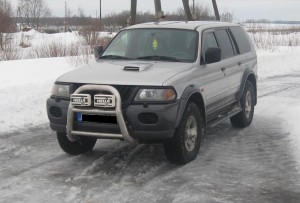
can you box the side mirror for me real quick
[205,47,221,64]
[94,46,104,59]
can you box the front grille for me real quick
[114,85,136,101]
[71,84,136,106]
[49,106,62,117]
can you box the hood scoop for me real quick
[123,66,140,71]
[122,63,153,72]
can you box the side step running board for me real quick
[207,107,242,128]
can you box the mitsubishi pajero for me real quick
[47,21,257,164]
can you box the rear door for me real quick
[226,26,254,103]
[213,28,239,105]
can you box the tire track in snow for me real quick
[73,143,163,180]
[258,72,300,99]
[69,141,178,196]
[258,84,300,99]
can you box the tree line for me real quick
[1,0,235,50]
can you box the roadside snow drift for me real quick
[0,58,73,135]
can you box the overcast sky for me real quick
[9,0,300,21]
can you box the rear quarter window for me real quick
[229,26,251,54]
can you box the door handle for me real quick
[238,61,242,66]
[221,67,226,72]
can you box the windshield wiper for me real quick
[137,55,182,62]
[100,55,132,60]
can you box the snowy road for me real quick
[1,74,300,203]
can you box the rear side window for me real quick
[214,29,235,59]
[229,26,251,54]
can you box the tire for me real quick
[163,102,204,165]
[56,132,97,155]
[230,81,255,128]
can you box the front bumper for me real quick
[124,102,179,140]
[47,88,180,141]
[47,98,69,132]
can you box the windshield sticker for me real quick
[152,39,158,50]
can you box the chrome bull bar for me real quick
[66,85,134,143]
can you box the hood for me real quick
[57,60,193,86]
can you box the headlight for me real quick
[134,88,176,102]
[51,84,70,98]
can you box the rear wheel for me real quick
[163,102,204,165]
[230,81,255,128]
[57,132,97,155]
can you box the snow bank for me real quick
[6,30,116,60]
[10,30,84,59]
[0,58,73,135]
[257,46,300,79]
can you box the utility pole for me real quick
[128,0,137,26]
[99,0,102,31]
[64,1,67,32]
[193,0,195,14]
[17,7,22,31]
[212,0,220,21]
[182,0,193,21]
[154,0,164,19]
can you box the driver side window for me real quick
[202,32,219,59]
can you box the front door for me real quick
[201,30,229,114]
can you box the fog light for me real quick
[138,113,158,124]
[49,106,62,118]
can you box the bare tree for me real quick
[0,0,15,51]
[221,11,234,22]
[192,3,212,20]
[167,3,213,21]
[77,7,89,26]
[79,20,100,47]
[31,0,51,29]
[18,0,32,27]
[18,0,51,29]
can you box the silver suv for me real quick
[47,21,257,164]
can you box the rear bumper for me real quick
[47,98,180,141]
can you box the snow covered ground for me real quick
[1,28,300,202]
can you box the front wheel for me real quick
[163,102,204,165]
[230,81,255,128]
[57,132,97,155]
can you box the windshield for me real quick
[101,28,198,62]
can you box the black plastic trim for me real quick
[132,130,174,140]
[47,98,69,131]
[174,85,206,127]
[50,123,66,132]
[236,68,257,105]
[125,101,180,138]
